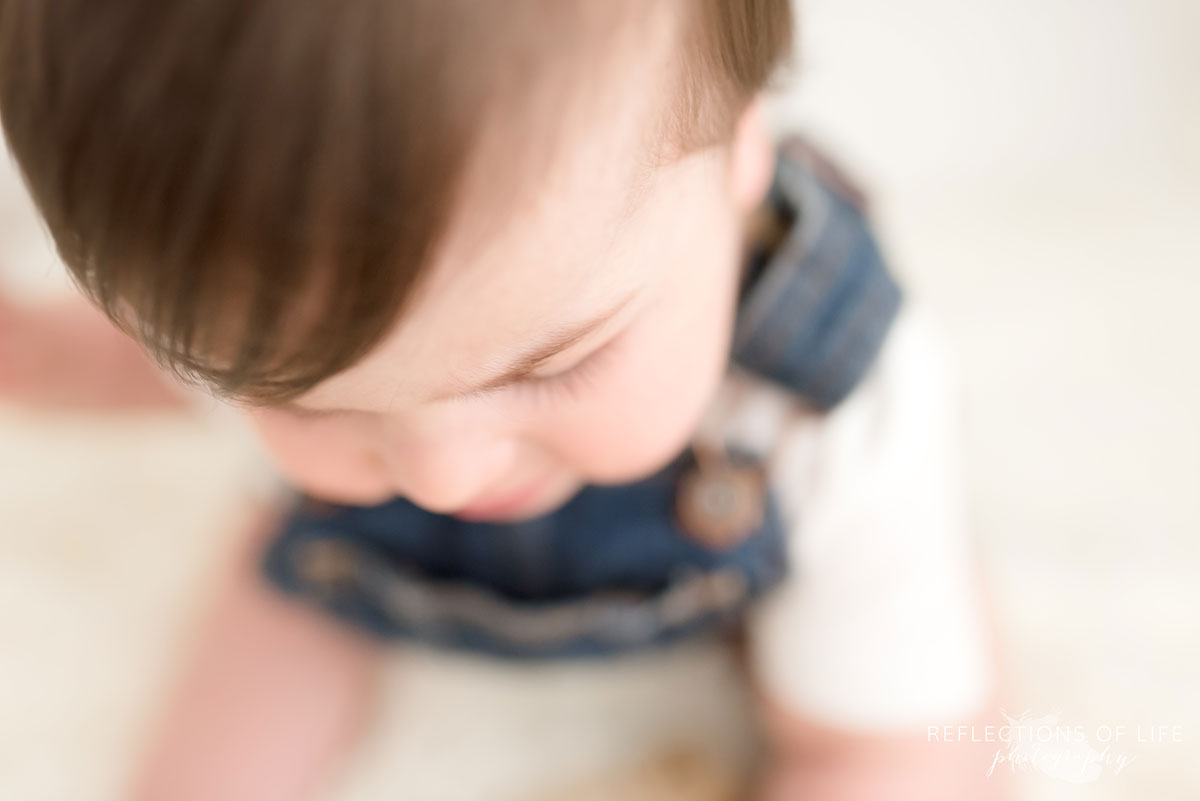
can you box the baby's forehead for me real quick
[413,116,658,304]
[445,80,667,259]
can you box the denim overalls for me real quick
[260,137,903,660]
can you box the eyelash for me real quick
[276,343,614,418]
[514,344,612,404]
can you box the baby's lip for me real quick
[451,476,550,521]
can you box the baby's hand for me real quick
[755,697,1014,801]
[0,290,190,412]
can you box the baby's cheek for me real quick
[245,413,394,503]
[564,258,737,481]
[553,337,726,484]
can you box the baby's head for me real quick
[0,0,791,519]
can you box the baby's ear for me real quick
[729,97,775,214]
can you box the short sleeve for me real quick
[745,304,996,732]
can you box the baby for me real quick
[0,1,1011,799]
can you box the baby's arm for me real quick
[0,290,192,412]
[745,306,1012,800]
[756,689,1009,801]
[127,503,384,801]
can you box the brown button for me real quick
[293,538,359,595]
[673,446,767,549]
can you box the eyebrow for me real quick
[279,291,635,416]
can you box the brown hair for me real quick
[0,0,792,403]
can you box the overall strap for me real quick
[732,137,903,410]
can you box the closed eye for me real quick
[273,404,360,421]
[448,338,615,405]
[512,340,614,404]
